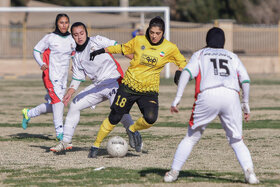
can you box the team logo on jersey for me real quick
[140,54,158,67]
[160,51,165,57]
[141,45,145,50]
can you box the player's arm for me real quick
[63,57,86,106]
[33,35,50,71]
[33,50,48,71]
[237,56,251,122]
[63,79,80,106]
[241,82,250,122]
[171,70,190,113]
[90,38,135,61]
[170,45,187,85]
[125,54,134,60]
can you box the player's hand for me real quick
[244,113,250,122]
[170,106,179,113]
[40,64,48,71]
[241,102,250,122]
[90,48,105,61]
[63,88,75,106]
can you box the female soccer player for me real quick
[21,13,75,141]
[49,22,138,153]
[88,16,187,158]
[163,27,259,184]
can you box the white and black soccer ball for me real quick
[107,136,128,157]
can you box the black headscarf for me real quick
[145,16,165,46]
[53,13,70,37]
[206,27,225,48]
[71,22,89,52]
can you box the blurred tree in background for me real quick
[11,0,280,24]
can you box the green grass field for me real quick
[0,75,280,186]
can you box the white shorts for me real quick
[44,81,66,104]
[190,86,243,141]
[71,78,119,110]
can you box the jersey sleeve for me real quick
[107,37,135,55]
[71,57,86,83]
[168,45,187,69]
[94,35,118,48]
[33,34,50,53]
[184,51,200,79]
[236,56,250,84]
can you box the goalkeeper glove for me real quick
[174,70,182,85]
[90,48,105,61]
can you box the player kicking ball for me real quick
[50,22,140,156]
[164,27,259,184]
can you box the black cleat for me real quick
[88,146,99,158]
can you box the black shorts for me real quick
[110,84,159,115]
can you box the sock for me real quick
[231,139,254,172]
[27,103,52,118]
[52,102,64,136]
[93,118,115,148]
[171,126,203,171]
[129,117,153,132]
[120,114,134,130]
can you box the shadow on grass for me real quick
[10,133,53,140]
[139,168,244,183]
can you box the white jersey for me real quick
[185,47,250,93]
[34,33,76,87]
[72,35,121,84]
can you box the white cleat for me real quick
[245,168,260,184]
[164,169,179,182]
[50,141,72,152]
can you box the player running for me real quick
[21,13,75,141]
[163,27,259,184]
[88,16,187,158]
[50,22,138,153]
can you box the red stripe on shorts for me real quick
[108,53,124,85]
[189,70,201,127]
[42,49,61,104]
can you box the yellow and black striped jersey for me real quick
[107,35,187,93]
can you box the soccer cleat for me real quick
[164,169,179,182]
[50,141,72,152]
[127,129,142,152]
[56,133,63,141]
[244,168,259,184]
[126,128,135,148]
[88,146,99,158]
[21,108,30,130]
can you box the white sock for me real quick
[27,103,52,118]
[171,126,203,171]
[230,139,254,172]
[120,114,134,129]
[52,102,64,136]
[63,98,92,143]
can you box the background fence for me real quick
[0,13,279,59]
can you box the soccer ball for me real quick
[107,136,128,157]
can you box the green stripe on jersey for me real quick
[72,77,85,82]
[33,49,41,54]
[184,68,193,79]
[242,80,250,84]
[114,41,118,46]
